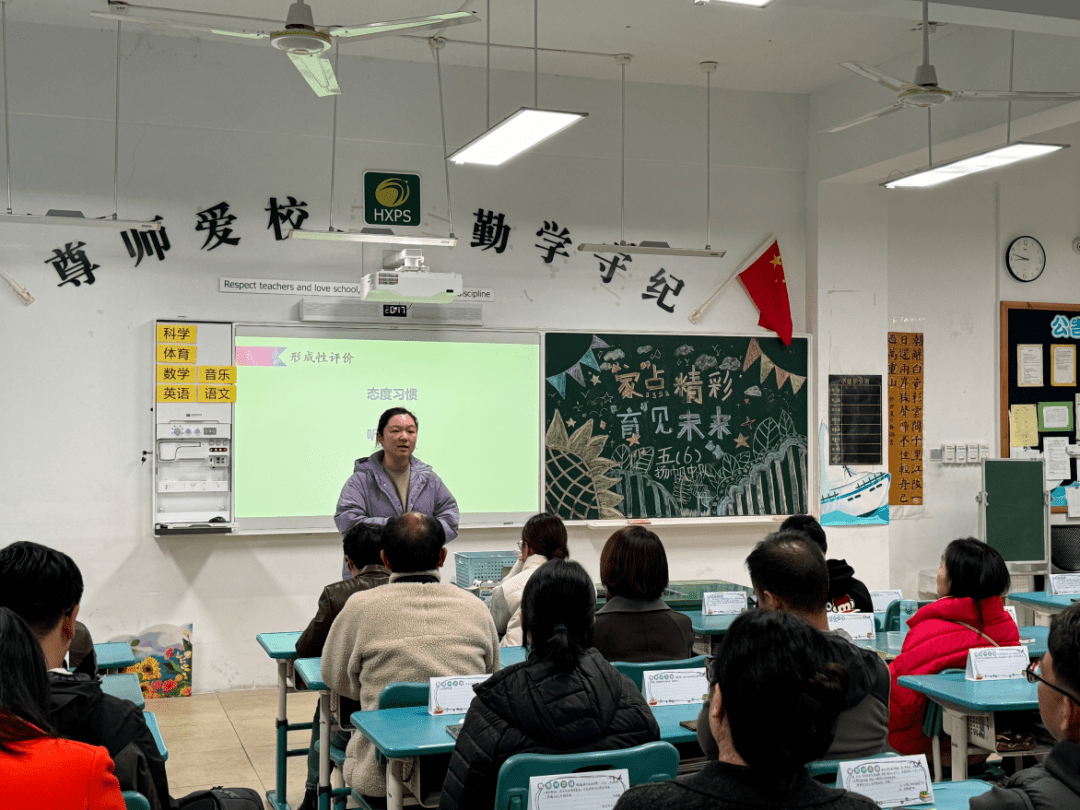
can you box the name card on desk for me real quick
[965,646,1029,681]
[1049,574,1080,595]
[642,668,710,707]
[837,755,933,808]
[529,769,629,809]
[827,612,876,641]
[428,675,489,716]
[870,590,904,613]
[701,591,747,615]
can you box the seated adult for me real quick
[440,558,660,810]
[0,541,173,810]
[889,537,1018,757]
[295,523,389,810]
[592,527,694,662]
[972,602,1080,809]
[781,514,873,614]
[0,606,125,810]
[613,610,878,810]
[489,513,569,647]
[745,532,889,760]
[322,512,499,804]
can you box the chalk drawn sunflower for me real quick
[545,410,623,520]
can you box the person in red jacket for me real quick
[0,606,125,810]
[888,538,1019,756]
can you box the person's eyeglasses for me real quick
[1025,658,1080,705]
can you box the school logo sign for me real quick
[364,171,421,226]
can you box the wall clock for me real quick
[1005,236,1045,283]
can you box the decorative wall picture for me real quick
[115,623,193,699]
[544,332,809,519]
[819,423,890,526]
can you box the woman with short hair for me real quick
[489,513,569,647]
[0,607,125,809]
[614,610,877,810]
[592,526,695,662]
[439,558,659,810]
[889,538,1019,756]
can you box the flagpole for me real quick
[688,234,777,325]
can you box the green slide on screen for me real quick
[233,334,541,522]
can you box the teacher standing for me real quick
[335,408,459,568]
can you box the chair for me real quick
[807,751,900,782]
[493,741,680,810]
[612,655,708,691]
[884,600,933,632]
[122,792,153,810]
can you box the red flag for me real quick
[737,236,793,345]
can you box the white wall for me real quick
[0,22,808,690]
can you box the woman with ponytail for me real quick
[614,610,878,810]
[439,558,659,810]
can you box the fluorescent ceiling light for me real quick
[883,143,1067,189]
[693,0,775,7]
[577,240,726,259]
[448,107,587,166]
[0,209,162,231]
[289,227,457,247]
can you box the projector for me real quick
[361,249,463,303]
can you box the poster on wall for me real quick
[888,332,925,514]
[819,422,891,527]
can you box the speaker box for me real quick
[1051,525,1080,573]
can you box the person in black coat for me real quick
[439,558,660,810]
[614,611,879,810]
[781,514,873,614]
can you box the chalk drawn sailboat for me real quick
[819,424,890,519]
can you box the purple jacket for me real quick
[334,452,459,542]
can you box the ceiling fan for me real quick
[826,0,1080,133]
[90,1,478,97]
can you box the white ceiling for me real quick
[11,0,1080,93]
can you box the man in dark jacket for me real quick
[971,602,1080,810]
[296,523,389,810]
[744,532,889,759]
[0,541,173,810]
[782,514,873,613]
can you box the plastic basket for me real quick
[454,550,519,588]
[595,585,688,607]
[664,581,754,611]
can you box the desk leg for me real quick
[386,759,405,810]
[949,709,968,782]
[267,659,291,810]
[317,692,331,810]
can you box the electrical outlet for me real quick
[930,448,943,461]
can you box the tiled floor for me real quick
[153,687,320,809]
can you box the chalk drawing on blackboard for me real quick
[547,348,602,399]
[818,423,891,526]
[545,410,624,519]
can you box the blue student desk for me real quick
[927,779,992,807]
[897,671,1039,781]
[1008,591,1077,615]
[678,610,740,636]
[351,702,702,810]
[101,672,145,709]
[143,711,168,760]
[93,641,137,673]
[256,632,309,810]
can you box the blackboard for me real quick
[999,301,1080,512]
[983,458,1047,564]
[544,332,810,519]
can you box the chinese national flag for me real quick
[737,236,793,346]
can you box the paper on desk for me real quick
[1049,573,1080,595]
[870,590,904,613]
[701,591,747,616]
[428,674,489,716]
[1010,404,1038,448]
[838,755,933,807]
[827,612,876,641]
[529,769,629,810]
[1004,605,1019,626]
[642,668,709,707]
[965,646,1029,681]
[1044,437,1071,481]
[1068,487,1080,519]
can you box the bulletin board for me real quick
[544,332,810,520]
[999,301,1080,513]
